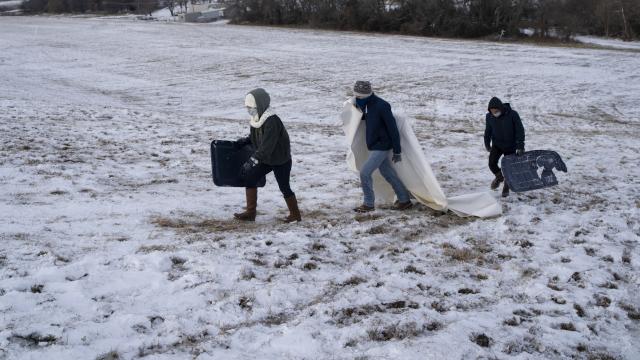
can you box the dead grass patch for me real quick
[151,215,257,233]
[367,225,387,235]
[443,244,481,263]
[404,265,425,275]
[136,244,176,254]
[471,332,492,347]
[96,351,120,360]
[341,276,367,287]
[367,322,426,342]
[8,332,57,347]
[354,213,383,222]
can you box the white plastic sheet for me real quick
[341,98,501,218]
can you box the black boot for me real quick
[491,172,504,190]
[502,182,510,198]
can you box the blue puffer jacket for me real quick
[484,97,525,151]
[358,94,401,154]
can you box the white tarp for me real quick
[341,98,502,218]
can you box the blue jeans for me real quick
[360,151,410,207]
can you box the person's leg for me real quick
[378,156,411,206]
[501,149,515,197]
[273,159,294,198]
[489,146,504,175]
[273,160,301,222]
[235,164,271,221]
[489,147,505,190]
[358,151,388,209]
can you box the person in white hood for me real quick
[234,88,301,223]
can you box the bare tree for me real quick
[178,0,189,13]
[165,0,176,15]
[619,0,631,39]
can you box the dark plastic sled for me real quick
[501,150,567,193]
[210,140,266,188]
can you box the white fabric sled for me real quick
[341,98,501,218]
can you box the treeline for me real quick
[226,0,640,40]
[22,0,161,15]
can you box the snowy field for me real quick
[576,36,640,51]
[1,16,639,359]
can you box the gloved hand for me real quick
[392,153,402,163]
[485,145,491,153]
[516,148,525,156]
[241,156,258,175]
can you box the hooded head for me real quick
[245,88,271,118]
[488,97,504,117]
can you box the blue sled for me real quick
[501,150,567,193]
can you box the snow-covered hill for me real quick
[576,35,640,51]
[0,16,639,360]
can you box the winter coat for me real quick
[247,115,291,166]
[358,94,401,154]
[239,88,291,166]
[484,97,525,151]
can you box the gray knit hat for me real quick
[353,81,373,98]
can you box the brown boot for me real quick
[283,195,302,223]
[393,200,413,210]
[353,204,375,213]
[234,188,257,221]
[502,182,510,197]
[491,172,504,190]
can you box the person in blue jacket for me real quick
[352,81,412,213]
[484,97,526,197]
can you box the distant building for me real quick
[197,8,224,22]
[182,2,224,23]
